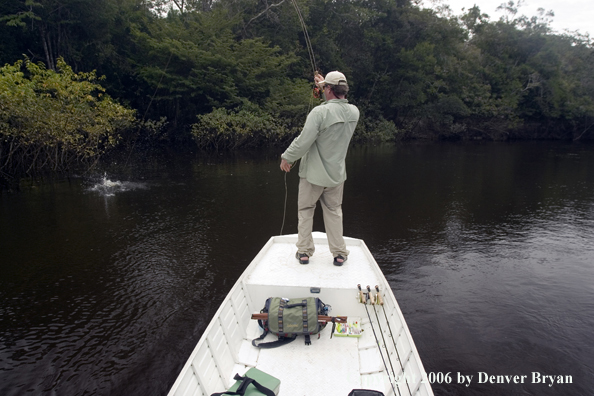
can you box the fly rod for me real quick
[368,285,397,385]
[358,284,399,396]
[376,285,412,396]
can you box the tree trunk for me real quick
[41,26,56,70]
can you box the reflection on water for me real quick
[1,142,593,396]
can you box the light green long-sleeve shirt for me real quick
[281,99,360,187]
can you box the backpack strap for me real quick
[252,333,297,348]
[277,299,286,334]
[301,299,308,334]
[251,327,270,347]
[302,299,311,345]
[210,373,276,396]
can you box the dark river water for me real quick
[1,142,593,396]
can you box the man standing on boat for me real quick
[280,71,359,266]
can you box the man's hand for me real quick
[280,158,292,172]
[314,72,324,89]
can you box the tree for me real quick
[128,8,303,129]
[0,58,135,181]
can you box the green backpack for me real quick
[252,297,329,348]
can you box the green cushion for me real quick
[226,368,281,395]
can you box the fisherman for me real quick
[280,71,360,266]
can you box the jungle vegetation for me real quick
[1,0,593,184]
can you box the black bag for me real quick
[252,297,329,348]
[348,390,385,396]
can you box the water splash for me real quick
[88,173,147,196]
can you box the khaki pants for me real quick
[297,178,349,258]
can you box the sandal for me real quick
[333,255,347,266]
[296,252,309,264]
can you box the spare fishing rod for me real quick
[375,285,412,396]
[368,285,397,385]
[358,285,399,396]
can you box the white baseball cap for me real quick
[320,71,347,86]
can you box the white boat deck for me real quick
[239,233,421,396]
[168,233,433,396]
[245,234,382,289]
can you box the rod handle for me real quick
[375,285,384,306]
[367,285,375,305]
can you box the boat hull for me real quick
[167,233,434,396]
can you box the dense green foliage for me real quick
[192,108,289,150]
[1,0,593,174]
[0,58,135,183]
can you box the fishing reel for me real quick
[313,86,322,99]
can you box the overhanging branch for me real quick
[244,0,288,30]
